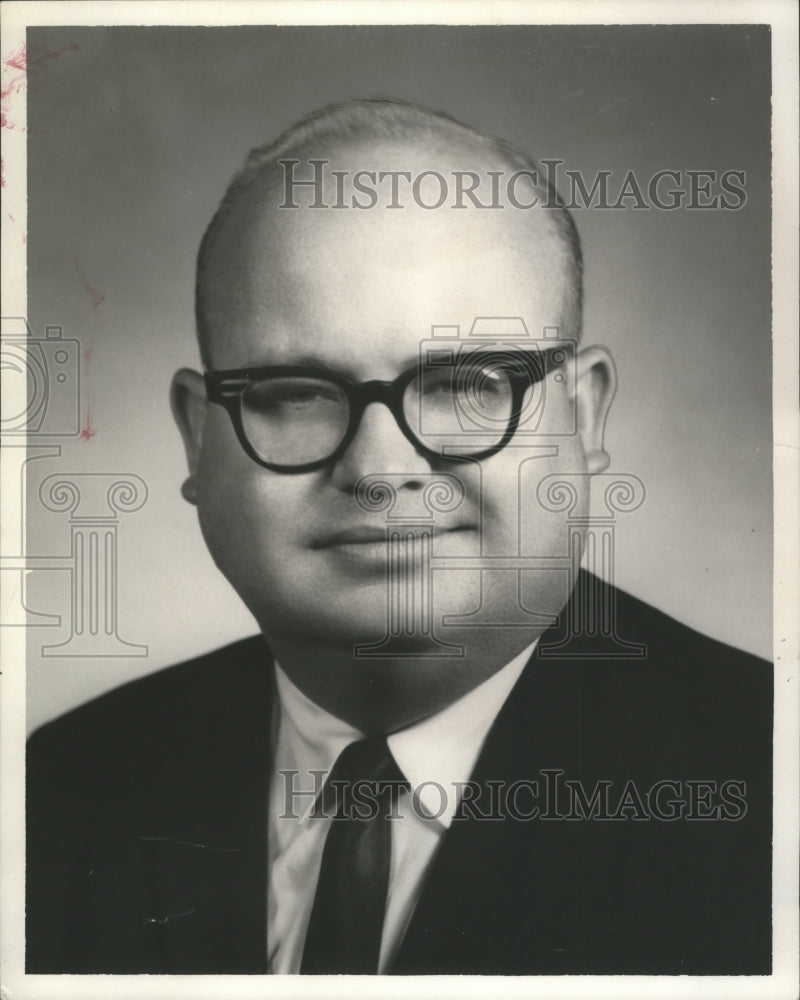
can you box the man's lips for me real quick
[310,525,474,549]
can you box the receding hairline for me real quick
[195,98,583,367]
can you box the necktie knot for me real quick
[319,737,408,819]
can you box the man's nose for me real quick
[328,401,433,492]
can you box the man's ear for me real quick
[573,346,617,474]
[170,368,208,505]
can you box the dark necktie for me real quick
[300,737,408,974]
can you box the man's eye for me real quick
[246,380,344,414]
[422,375,455,396]
[456,364,508,393]
[272,387,327,405]
[473,369,506,389]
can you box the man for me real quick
[26,99,772,975]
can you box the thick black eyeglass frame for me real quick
[204,345,570,473]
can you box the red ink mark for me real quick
[3,41,79,75]
[1,157,5,187]
[27,42,80,71]
[5,208,25,242]
[1,45,28,132]
[2,43,79,132]
[4,45,27,73]
[80,347,97,440]
[0,75,26,132]
[74,258,105,313]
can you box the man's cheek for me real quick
[519,479,587,554]
[194,465,277,570]
[477,445,579,547]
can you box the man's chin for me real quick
[268,608,415,654]
[257,579,489,659]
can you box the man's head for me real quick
[172,99,615,732]
[194,98,584,365]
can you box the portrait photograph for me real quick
[1,2,797,999]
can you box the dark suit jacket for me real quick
[26,575,772,974]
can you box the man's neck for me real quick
[262,625,544,734]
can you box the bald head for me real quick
[195,98,583,368]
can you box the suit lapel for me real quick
[392,651,589,974]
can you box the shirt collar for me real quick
[387,642,535,827]
[273,641,536,828]
[273,663,363,792]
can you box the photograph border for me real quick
[1,2,797,999]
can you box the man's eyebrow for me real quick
[236,354,421,379]
[235,354,352,374]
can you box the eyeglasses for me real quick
[204,345,571,473]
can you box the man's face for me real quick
[177,143,611,668]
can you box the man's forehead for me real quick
[200,138,573,368]
[215,135,563,258]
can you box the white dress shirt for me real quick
[267,641,537,973]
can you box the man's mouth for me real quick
[312,526,390,548]
[311,525,474,549]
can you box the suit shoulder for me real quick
[562,573,769,666]
[610,579,771,677]
[26,636,273,973]
[534,575,773,748]
[27,635,272,774]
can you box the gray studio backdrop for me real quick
[22,25,771,732]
